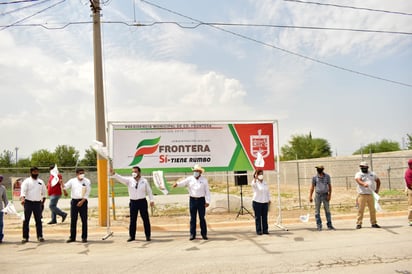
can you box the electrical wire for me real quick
[0,0,41,4]
[283,0,412,16]
[3,20,411,36]
[0,0,66,31]
[0,0,52,17]
[141,0,412,88]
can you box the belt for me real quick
[130,198,146,201]
[190,196,205,200]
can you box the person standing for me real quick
[64,168,91,243]
[404,159,412,226]
[110,166,154,242]
[251,170,271,235]
[20,167,47,243]
[0,175,9,243]
[309,165,335,231]
[354,161,381,229]
[47,164,68,224]
[173,164,211,240]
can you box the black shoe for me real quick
[62,214,67,223]
[38,237,45,242]
[66,238,75,243]
[146,238,151,241]
[356,224,362,229]
[82,239,87,243]
[317,226,322,231]
[263,231,269,235]
[127,238,135,242]
[328,226,336,230]
[47,221,57,225]
[257,232,263,235]
[189,235,195,240]
[202,236,208,240]
[21,238,28,244]
[371,224,381,228]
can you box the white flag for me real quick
[2,202,24,220]
[50,164,59,186]
[152,171,168,195]
[299,213,310,223]
[372,191,382,212]
[254,151,265,168]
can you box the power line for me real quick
[141,0,412,88]
[0,0,52,17]
[283,0,412,16]
[0,0,65,31]
[138,21,412,36]
[0,0,41,4]
[3,21,411,36]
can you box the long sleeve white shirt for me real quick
[251,179,270,203]
[112,174,154,202]
[177,175,211,204]
[20,177,47,201]
[64,177,91,199]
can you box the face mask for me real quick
[78,174,85,180]
[360,167,368,173]
[257,175,264,180]
[193,171,200,178]
[31,174,39,179]
[132,172,138,178]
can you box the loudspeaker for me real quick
[234,171,248,186]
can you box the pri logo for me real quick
[250,129,270,158]
[129,137,161,166]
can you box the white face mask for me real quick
[257,175,264,180]
[78,174,85,180]
[132,172,138,178]
[193,171,200,178]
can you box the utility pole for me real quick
[90,0,108,226]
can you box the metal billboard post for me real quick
[274,120,288,231]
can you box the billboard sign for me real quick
[110,121,275,172]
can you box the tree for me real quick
[31,149,56,168]
[54,145,79,167]
[17,158,32,168]
[281,133,332,160]
[79,147,97,168]
[352,139,401,155]
[0,149,14,167]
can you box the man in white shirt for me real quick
[20,167,47,243]
[173,164,211,240]
[64,168,91,243]
[111,166,154,242]
[355,161,381,229]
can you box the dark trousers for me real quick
[129,199,151,239]
[252,201,269,234]
[22,200,43,239]
[70,199,88,240]
[189,197,207,237]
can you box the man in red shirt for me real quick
[405,159,412,226]
[47,164,68,224]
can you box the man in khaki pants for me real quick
[354,161,381,229]
[404,159,412,226]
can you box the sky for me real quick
[0,0,411,160]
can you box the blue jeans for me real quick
[49,195,66,223]
[315,193,332,228]
[0,212,4,241]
